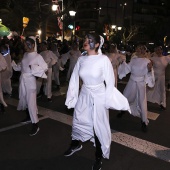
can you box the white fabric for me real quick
[12,52,48,123]
[0,54,8,107]
[107,52,126,87]
[147,55,170,107]
[118,57,155,125]
[39,50,57,98]
[65,54,130,159]
[1,54,12,94]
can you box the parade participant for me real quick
[64,33,130,170]
[38,42,57,102]
[0,44,13,96]
[147,46,170,110]
[107,44,126,87]
[61,42,81,81]
[12,37,48,136]
[0,53,7,113]
[118,45,155,132]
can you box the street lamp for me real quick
[69,10,76,36]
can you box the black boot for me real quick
[29,123,40,136]
[92,157,102,170]
[141,122,148,132]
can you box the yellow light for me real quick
[23,17,29,28]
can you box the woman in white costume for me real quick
[38,42,57,102]
[0,45,12,96]
[12,37,48,136]
[61,43,81,81]
[107,44,126,87]
[118,45,155,132]
[64,33,130,170]
[0,53,7,113]
[147,46,170,110]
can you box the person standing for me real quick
[12,37,48,136]
[0,44,13,96]
[64,33,130,170]
[38,42,57,102]
[118,45,155,132]
[147,46,170,110]
[0,53,7,113]
[107,44,126,87]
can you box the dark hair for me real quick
[25,37,35,45]
[86,33,100,52]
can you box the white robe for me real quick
[12,52,48,123]
[147,55,170,107]
[0,54,7,107]
[38,50,57,98]
[65,54,130,159]
[66,50,81,81]
[1,53,12,94]
[118,57,155,125]
[107,52,126,87]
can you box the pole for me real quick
[62,0,64,42]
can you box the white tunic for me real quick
[107,52,126,87]
[12,52,48,123]
[147,55,170,107]
[0,54,7,107]
[118,57,155,125]
[65,54,130,159]
[1,53,12,94]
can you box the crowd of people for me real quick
[0,33,170,170]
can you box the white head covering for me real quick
[29,36,37,52]
[98,35,104,54]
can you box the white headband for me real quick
[29,36,37,52]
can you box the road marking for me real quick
[3,98,170,163]
[147,111,159,120]
[0,116,48,133]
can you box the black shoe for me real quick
[47,98,52,102]
[117,111,126,118]
[29,124,40,136]
[64,144,82,157]
[160,105,166,110]
[92,158,102,170]
[141,122,148,132]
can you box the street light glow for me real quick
[52,4,58,11]
[69,11,76,16]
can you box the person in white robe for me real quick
[0,45,12,96]
[64,33,130,170]
[118,45,155,132]
[61,43,81,81]
[37,42,57,102]
[147,46,170,110]
[106,44,126,87]
[50,43,61,90]
[12,37,48,136]
[0,53,7,113]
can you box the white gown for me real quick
[12,52,48,123]
[0,54,7,107]
[147,55,170,107]
[1,53,12,95]
[118,57,155,125]
[65,54,130,159]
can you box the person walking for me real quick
[147,46,170,110]
[12,37,48,136]
[64,33,130,170]
[118,45,155,132]
[0,53,7,113]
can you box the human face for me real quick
[155,47,162,56]
[83,37,91,51]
